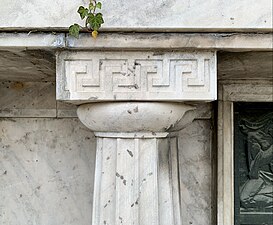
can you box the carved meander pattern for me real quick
[59,52,216,101]
[235,103,273,225]
[66,59,209,92]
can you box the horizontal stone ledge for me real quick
[0,33,65,48]
[94,132,169,138]
[218,79,273,102]
[67,32,273,51]
[0,32,272,51]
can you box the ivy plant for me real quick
[69,0,104,39]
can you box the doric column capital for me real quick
[77,102,195,134]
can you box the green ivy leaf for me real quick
[77,6,89,19]
[69,24,80,38]
[87,13,104,31]
[69,0,104,38]
[95,13,104,24]
[89,2,95,10]
[96,2,102,9]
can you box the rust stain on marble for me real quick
[11,82,24,90]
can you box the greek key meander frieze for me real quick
[57,51,216,101]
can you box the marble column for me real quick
[56,50,217,225]
[77,102,194,225]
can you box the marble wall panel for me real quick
[0,118,96,225]
[0,81,56,117]
[0,82,78,118]
[178,119,215,225]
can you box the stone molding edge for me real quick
[217,101,234,225]
[218,80,273,102]
[1,27,272,32]
[1,33,272,51]
[66,33,273,51]
[56,51,217,102]
[94,132,169,138]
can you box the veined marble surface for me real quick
[178,120,214,225]
[0,118,96,225]
[0,0,271,30]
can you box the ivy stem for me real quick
[93,0,97,15]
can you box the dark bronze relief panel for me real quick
[234,103,273,225]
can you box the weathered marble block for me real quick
[57,51,217,102]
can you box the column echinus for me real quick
[56,51,217,225]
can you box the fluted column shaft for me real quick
[92,133,181,225]
[77,102,195,225]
